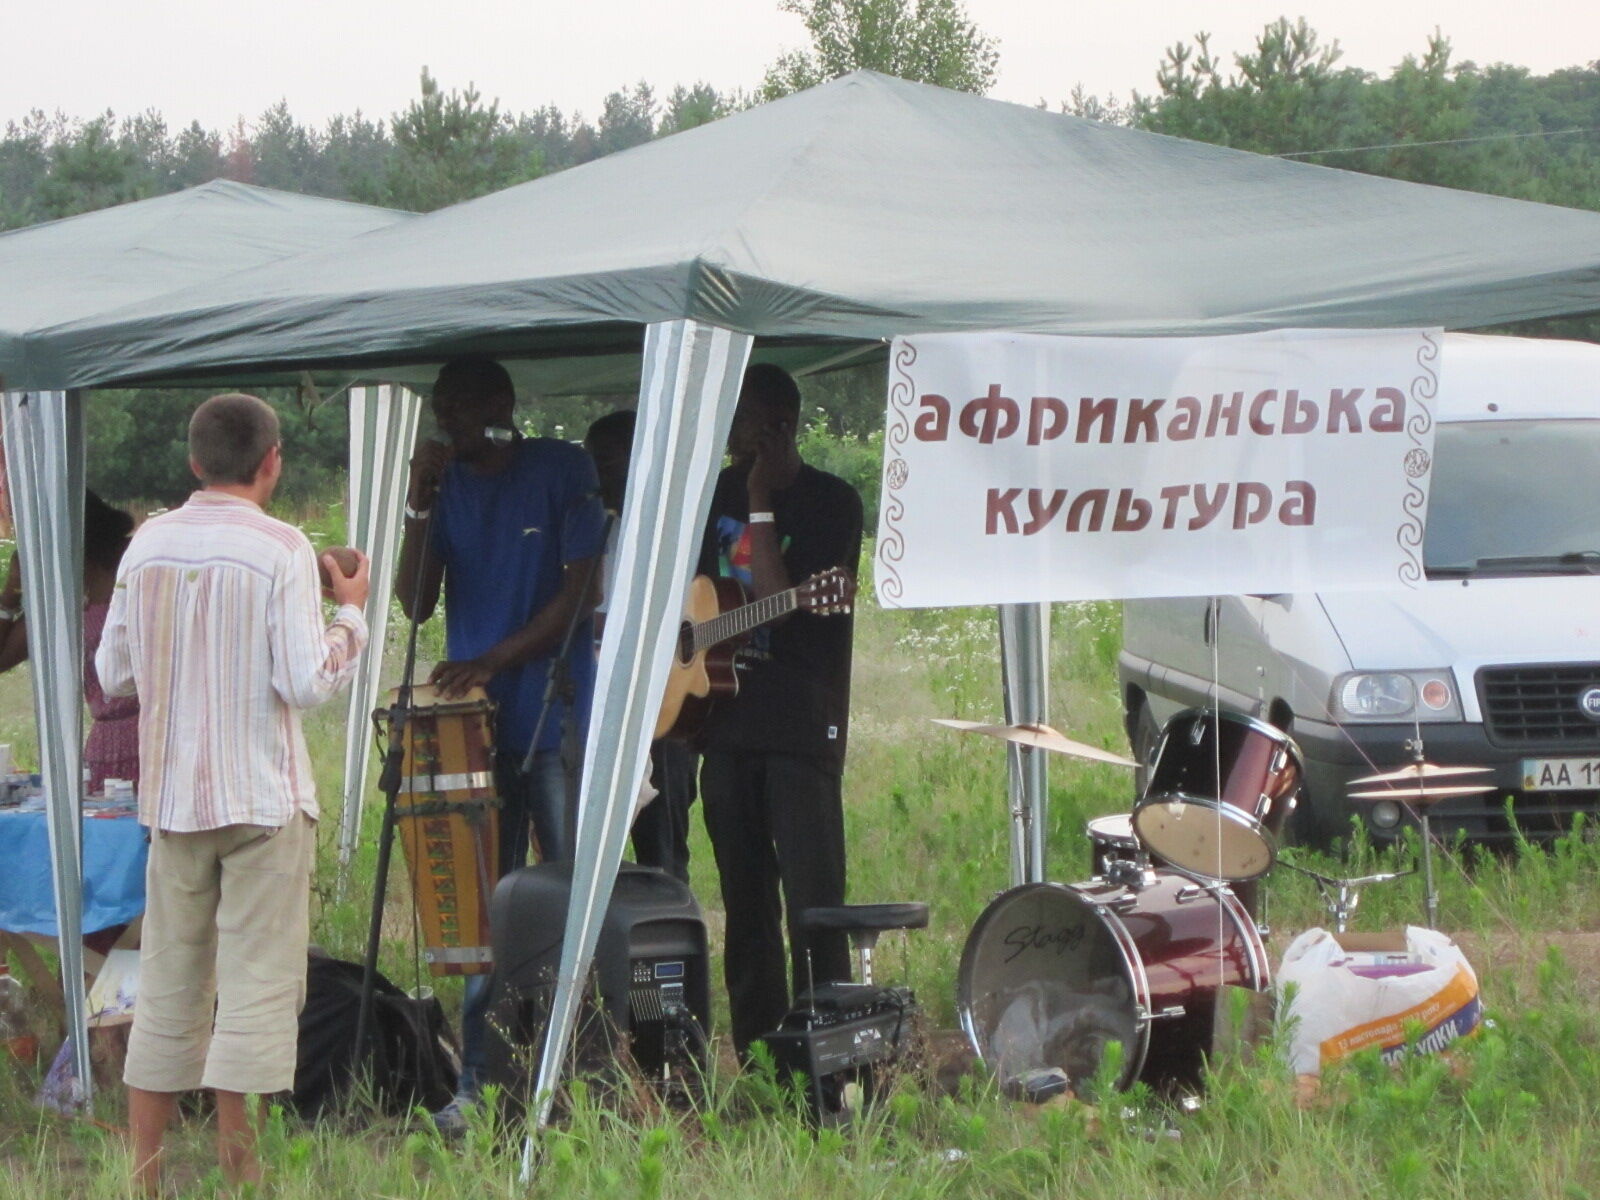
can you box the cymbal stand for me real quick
[1279,860,1413,933]
[1406,738,1441,929]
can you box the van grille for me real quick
[1478,664,1600,745]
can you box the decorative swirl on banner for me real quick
[1395,330,1439,587]
[877,340,918,605]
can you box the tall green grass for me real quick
[3,509,1600,1196]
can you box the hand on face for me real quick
[745,423,788,507]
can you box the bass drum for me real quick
[956,874,1269,1093]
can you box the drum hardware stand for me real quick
[354,505,439,1064]
[1407,739,1442,929]
[1346,743,1496,931]
[1278,860,1412,933]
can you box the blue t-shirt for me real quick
[433,438,605,756]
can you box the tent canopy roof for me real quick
[28,72,1600,391]
[1,181,406,390]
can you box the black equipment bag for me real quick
[291,955,459,1120]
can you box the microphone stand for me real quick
[353,503,436,1066]
[519,512,614,846]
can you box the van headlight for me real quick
[1333,670,1462,722]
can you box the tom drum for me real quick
[1133,709,1302,881]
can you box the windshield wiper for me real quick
[1431,551,1600,578]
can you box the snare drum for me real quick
[1132,709,1302,881]
[1085,814,1147,879]
[957,873,1268,1093]
[378,684,501,977]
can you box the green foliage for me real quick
[84,387,351,507]
[32,113,148,219]
[761,0,999,99]
[1134,20,1600,214]
[797,420,882,529]
[371,69,543,213]
[659,84,751,137]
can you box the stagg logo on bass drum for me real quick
[1581,687,1600,721]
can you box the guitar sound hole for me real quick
[677,621,695,665]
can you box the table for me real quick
[0,808,147,937]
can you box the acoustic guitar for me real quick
[655,567,853,739]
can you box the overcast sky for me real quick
[6,0,1598,132]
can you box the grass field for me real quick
[2,534,1599,1197]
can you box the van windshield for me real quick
[1425,419,1600,578]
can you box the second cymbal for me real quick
[931,718,1138,768]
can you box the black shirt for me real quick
[696,462,863,771]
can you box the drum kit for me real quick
[946,709,1496,1098]
[947,707,1301,1097]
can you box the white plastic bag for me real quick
[1275,926,1480,1075]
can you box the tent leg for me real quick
[3,389,91,1103]
[338,384,421,885]
[520,320,752,1181]
[999,603,1050,886]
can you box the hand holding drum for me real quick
[318,546,371,609]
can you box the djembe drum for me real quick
[376,684,500,976]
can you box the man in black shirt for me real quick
[696,363,863,1056]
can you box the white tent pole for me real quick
[2,389,91,1101]
[998,603,1050,885]
[338,384,421,878]
[520,320,752,1178]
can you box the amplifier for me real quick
[763,983,916,1127]
[485,862,709,1100]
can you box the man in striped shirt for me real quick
[97,392,370,1194]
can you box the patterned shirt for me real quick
[95,490,368,832]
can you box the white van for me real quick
[1118,333,1600,847]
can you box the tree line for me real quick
[4,6,1597,505]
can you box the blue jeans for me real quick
[458,748,568,1096]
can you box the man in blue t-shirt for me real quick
[395,356,605,1123]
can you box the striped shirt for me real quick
[95,490,368,832]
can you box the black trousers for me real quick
[700,749,850,1055]
[630,738,697,885]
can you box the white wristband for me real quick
[748,511,775,525]
[405,504,432,521]
[0,606,18,622]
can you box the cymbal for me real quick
[1346,783,1497,803]
[931,718,1138,768]
[1348,762,1494,786]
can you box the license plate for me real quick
[1522,757,1600,791]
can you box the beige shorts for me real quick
[123,812,315,1095]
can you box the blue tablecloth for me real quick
[0,809,147,937]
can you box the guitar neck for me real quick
[691,585,802,654]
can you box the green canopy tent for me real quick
[20,73,1600,1143]
[0,181,406,1100]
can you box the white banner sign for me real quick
[875,329,1440,608]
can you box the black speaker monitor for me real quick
[485,862,710,1097]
